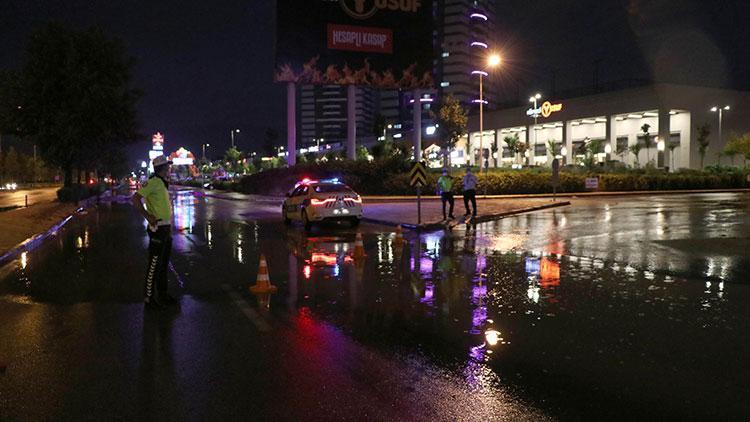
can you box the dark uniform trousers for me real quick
[144,225,172,299]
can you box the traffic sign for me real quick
[409,161,427,187]
[550,158,560,187]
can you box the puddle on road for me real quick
[2,192,750,418]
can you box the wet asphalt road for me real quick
[1,190,749,420]
[0,187,58,208]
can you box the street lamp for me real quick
[230,129,240,148]
[529,93,542,164]
[202,143,210,160]
[472,53,501,172]
[710,105,730,147]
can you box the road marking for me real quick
[221,284,271,332]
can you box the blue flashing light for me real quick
[525,257,540,275]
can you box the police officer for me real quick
[132,155,176,310]
[437,169,455,220]
[462,167,478,217]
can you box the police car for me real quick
[282,178,363,230]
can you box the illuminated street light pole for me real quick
[230,129,240,149]
[474,53,501,173]
[529,93,541,165]
[202,143,210,160]
[710,105,730,148]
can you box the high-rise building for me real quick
[299,85,377,150]
[436,0,498,107]
[297,1,499,150]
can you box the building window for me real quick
[616,136,628,152]
[534,143,546,155]
[440,82,450,87]
[442,52,450,58]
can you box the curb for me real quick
[0,194,102,268]
[362,201,571,231]
[362,188,750,202]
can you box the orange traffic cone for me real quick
[394,225,404,246]
[250,254,278,294]
[353,232,366,259]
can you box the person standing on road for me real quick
[132,155,177,310]
[462,168,478,217]
[437,169,455,220]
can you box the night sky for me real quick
[2,0,748,165]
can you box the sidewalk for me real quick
[362,187,750,202]
[363,197,570,229]
[0,201,77,259]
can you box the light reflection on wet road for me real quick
[1,191,749,420]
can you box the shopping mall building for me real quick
[449,83,750,170]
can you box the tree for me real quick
[503,134,519,164]
[641,123,653,165]
[696,123,711,169]
[491,141,499,167]
[223,147,244,176]
[356,145,370,161]
[546,139,557,157]
[3,147,23,181]
[580,139,603,170]
[11,24,139,187]
[435,95,468,167]
[629,143,643,166]
[262,128,280,157]
[723,132,746,166]
[0,70,23,134]
[734,133,750,167]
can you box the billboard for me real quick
[275,0,435,89]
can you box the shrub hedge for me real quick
[227,163,750,196]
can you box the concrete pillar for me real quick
[413,89,422,162]
[347,84,356,160]
[564,121,573,165]
[658,109,671,171]
[605,115,613,151]
[525,126,531,165]
[287,82,296,166]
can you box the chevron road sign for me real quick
[409,161,427,187]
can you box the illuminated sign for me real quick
[275,0,434,88]
[170,147,195,166]
[152,132,164,151]
[340,0,424,20]
[526,101,563,118]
